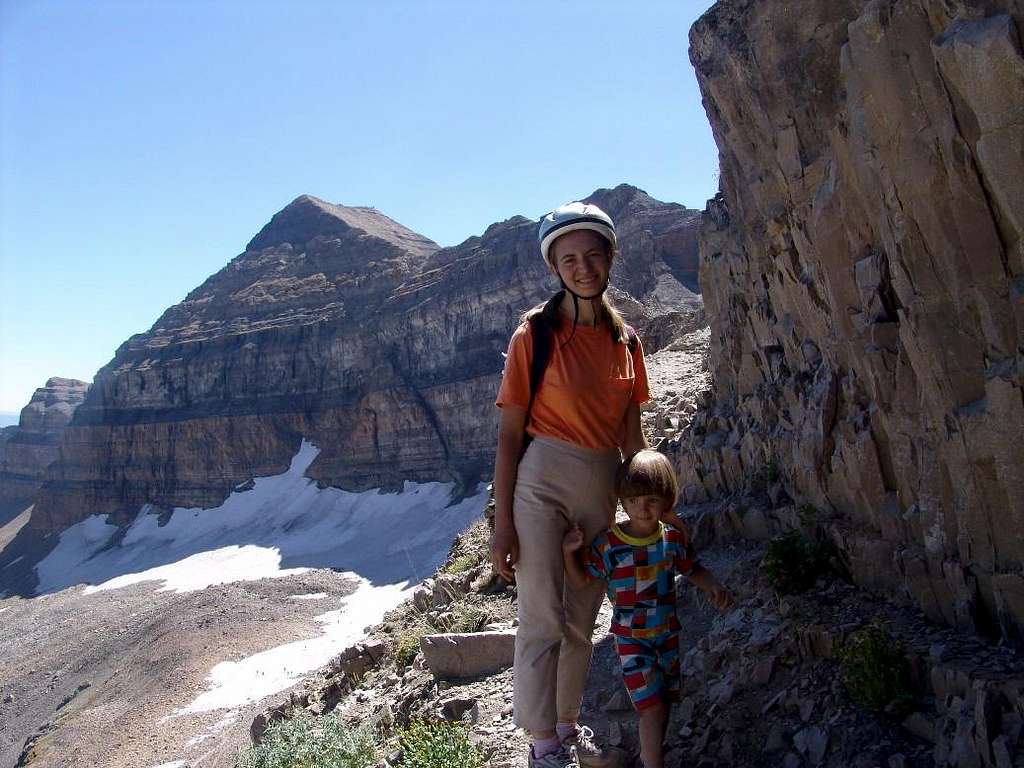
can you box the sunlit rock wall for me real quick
[0,377,88,521]
[680,0,1024,639]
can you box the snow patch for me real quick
[84,545,309,595]
[149,762,186,768]
[35,439,488,595]
[178,578,408,714]
[33,439,489,716]
[185,710,237,747]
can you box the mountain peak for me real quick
[585,183,658,211]
[246,195,439,257]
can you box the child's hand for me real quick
[562,523,584,552]
[707,583,733,611]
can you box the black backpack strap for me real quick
[526,315,550,416]
[526,292,563,413]
[519,292,564,459]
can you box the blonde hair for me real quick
[615,450,679,508]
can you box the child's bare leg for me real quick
[637,700,667,768]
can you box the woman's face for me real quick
[548,229,612,299]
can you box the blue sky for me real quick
[0,0,718,413]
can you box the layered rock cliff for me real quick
[14,186,700,555]
[678,0,1024,640]
[0,378,88,522]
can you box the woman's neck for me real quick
[558,292,602,327]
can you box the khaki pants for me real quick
[512,435,620,732]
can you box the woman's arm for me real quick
[620,401,648,457]
[491,405,526,580]
[659,510,692,547]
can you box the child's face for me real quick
[621,494,668,536]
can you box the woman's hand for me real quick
[490,524,519,582]
[491,406,525,582]
[659,509,692,548]
[620,402,648,458]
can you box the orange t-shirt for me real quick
[495,320,650,450]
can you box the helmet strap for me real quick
[557,279,608,346]
[559,280,609,310]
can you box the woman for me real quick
[491,201,650,768]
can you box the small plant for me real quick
[236,710,377,768]
[398,719,483,768]
[838,621,916,716]
[442,518,491,575]
[797,503,818,528]
[436,604,485,634]
[761,529,831,594]
[395,624,428,667]
[442,553,480,574]
[751,460,782,495]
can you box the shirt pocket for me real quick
[607,345,636,386]
[606,364,635,398]
[607,374,634,391]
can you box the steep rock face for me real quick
[0,378,89,521]
[25,186,700,540]
[678,0,1024,639]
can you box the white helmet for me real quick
[538,201,616,264]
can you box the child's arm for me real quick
[562,523,593,590]
[687,563,732,611]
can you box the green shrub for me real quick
[761,529,831,594]
[436,604,484,634]
[398,720,483,768]
[442,553,480,574]
[393,603,485,668]
[236,711,377,768]
[839,621,916,716]
[442,518,491,575]
[395,626,427,667]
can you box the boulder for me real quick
[419,630,515,679]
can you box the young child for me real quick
[562,450,732,768]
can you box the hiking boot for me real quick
[528,745,577,768]
[560,725,620,768]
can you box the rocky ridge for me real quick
[0,377,88,524]
[249,493,1024,768]
[236,326,1024,768]
[3,185,701,593]
[673,0,1024,642]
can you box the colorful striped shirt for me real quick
[585,522,697,640]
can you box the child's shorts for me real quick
[613,632,680,711]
